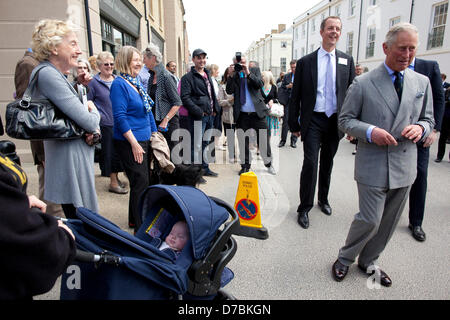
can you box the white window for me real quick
[280,57,287,72]
[346,32,354,56]
[301,47,305,57]
[301,23,306,39]
[366,27,376,58]
[349,0,357,17]
[295,27,299,41]
[428,1,448,49]
[389,16,401,28]
[370,0,377,6]
[310,44,314,53]
[311,17,316,33]
[281,41,288,48]
[335,5,341,17]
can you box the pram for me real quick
[60,184,239,300]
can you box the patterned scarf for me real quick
[120,73,154,113]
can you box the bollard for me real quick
[233,171,268,240]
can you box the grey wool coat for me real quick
[30,61,101,212]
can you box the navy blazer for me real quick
[288,48,355,140]
[414,58,445,131]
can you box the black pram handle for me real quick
[75,250,121,266]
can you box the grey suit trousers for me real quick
[338,183,411,268]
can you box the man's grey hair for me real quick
[143,43,163,64]
[385,22,419,47]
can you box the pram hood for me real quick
[139,185,229,260]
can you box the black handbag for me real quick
[5,65,85,140]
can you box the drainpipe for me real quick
[306,13,310,54]
[409,0,415,23]
[84,0,93,56]
[356,0,364,63]
[144,0,150,43]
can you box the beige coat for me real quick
[218,84,234,124]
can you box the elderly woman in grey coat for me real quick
[138,43,182,152]
[30,19,100,218]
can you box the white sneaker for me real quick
[267,165,276,175]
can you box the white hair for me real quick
[385,22,419,47]
[143,43,163,64]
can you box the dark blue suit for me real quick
[409,58,445,227]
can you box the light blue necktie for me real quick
[325,53,335,117]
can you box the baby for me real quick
[159,221,189,256]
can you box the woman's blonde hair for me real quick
[96,51,115,67]
[31,19,73,62]
[262,70,275,86]
[115,46,141,75]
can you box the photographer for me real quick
[226,54,275,175]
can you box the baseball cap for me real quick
[192,48,207,57]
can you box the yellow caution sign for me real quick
[233,171,268,240]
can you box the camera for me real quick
[234,52,242,73]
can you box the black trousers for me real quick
[99,125,123,177]
[155,115,180,152]
[280,103,298,144]
[408,142,429,227]
[114,139,151,231]
[298,112,340,212]
[236,112,272,169]
[437,114,450,160]
[62,203,77,220]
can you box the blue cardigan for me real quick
[88,74,115,126]
[110,76,157,141]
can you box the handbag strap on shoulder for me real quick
[21,64,47,105]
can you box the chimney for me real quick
[271,29,277,34]
[278,24,286,33]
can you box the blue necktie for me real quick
[325,53,335,117]
[240,72,246,105]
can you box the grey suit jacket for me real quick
[338,63,434,189]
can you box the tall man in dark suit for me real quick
[288,16,355,229]
[226,55,275,175]
[407,57,444,242]
[278,59,298,148]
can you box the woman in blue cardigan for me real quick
[110,46,157,231]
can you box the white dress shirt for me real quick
[314,46,337,114]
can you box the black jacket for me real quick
[180,67,220,120]
[288,49,355,140]
[0,155,76,299]
[278,71,294,106]
[226,67,268,120]
[414,58,445,131]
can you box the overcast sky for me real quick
[182,0,322,74]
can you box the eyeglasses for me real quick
[103,63,114,67]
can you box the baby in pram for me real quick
[157,221,189,260]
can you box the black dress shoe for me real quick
[290,141,297,148]
[358,265,392,287]
[408,224,426,242]
[332,260,349,282]
[278,141,286,148]
[203,169,218,177]
[238,167,249,175]
[434,158,442,163]
[318,201,332,216]
[297,210,310,229]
